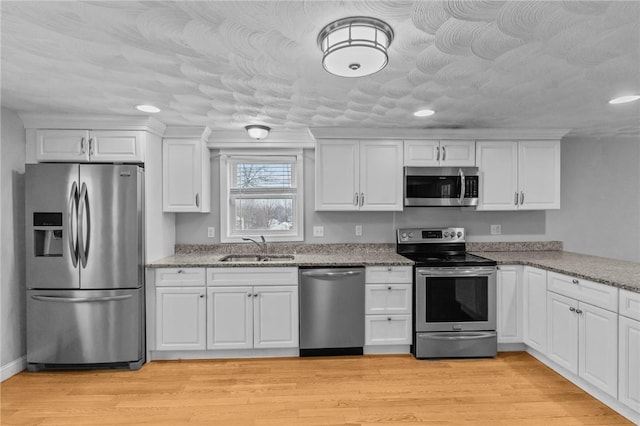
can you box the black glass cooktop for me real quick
[400,252,497,267]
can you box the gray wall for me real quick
[1,108,26,370]
[547,136,640,262]
[176,149,550,244]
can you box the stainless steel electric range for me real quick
[397,227,498,359]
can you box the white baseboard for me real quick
[1,356,26,382]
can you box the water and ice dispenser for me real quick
[33,212,63,257]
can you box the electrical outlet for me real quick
[207,227,215,238]
[490,224,502,235]
[313,226,324,237]
[355,225,363,236]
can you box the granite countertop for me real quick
[473,250,640,293]
[147,243,413,268]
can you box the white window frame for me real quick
[219,149,304,242]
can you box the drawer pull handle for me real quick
[572,279,579,284]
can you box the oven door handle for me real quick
[418,269,495,277]
[425,332,496,341]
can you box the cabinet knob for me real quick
[576,309,583,315]
[387,317,392,321]
[253,293,258,298]
[247,293,252,298]
[569,307,576,312]
[199,294,204,298]
[572,279,579,284]
[387,286,392,290]
[387,267,392,271]
[195,193,200,208]
[177,269,183,274]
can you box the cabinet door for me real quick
[90,131,143,163]
[359,140,403,211]
[365,284,412,315]
[35,129,90,162]
[476,141,518,210]
[253,286,299,348]
[365,315,412,345]
[619,316,640,412]
[518,140,560,210]
[163,139,210,212]
[579,302,618,398]
[207,287,253,349]
[497,266,522,343]
[547,292,579,374]
[315,140,358,211]
[523,267,547,353]
[156,287,206,350]
[403,140,439,166]
[440,140,476,166]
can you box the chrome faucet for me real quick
[242,235,268,257]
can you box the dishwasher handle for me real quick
[301,270,363,278]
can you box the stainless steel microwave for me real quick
[404,167,479,207]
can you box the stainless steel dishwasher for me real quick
[299,268,365,356]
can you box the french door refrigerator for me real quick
[25,163,144,371]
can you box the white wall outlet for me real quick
[490,224,502,235]
[313,226,324,237]
[207,227,215,238]
[355,224,363,236]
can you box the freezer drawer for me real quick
[27,288,143,369]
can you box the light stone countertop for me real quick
[473,250,640,293]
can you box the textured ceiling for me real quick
[2,1,639,137]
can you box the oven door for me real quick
[415,266,496,332]
[404,167,479,207]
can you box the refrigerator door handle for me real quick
[78,182,90,268]
[68,182,79,268]
[31,295,133,303]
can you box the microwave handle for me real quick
[458,168,465,204]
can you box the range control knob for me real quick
[451,234,455,238]
[443,232,449,237]
[408,232,414,238]
[457,231,463,238]
[401,233,407,239]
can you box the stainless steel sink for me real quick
[218,254,295,262]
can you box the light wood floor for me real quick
[1,352,632,425]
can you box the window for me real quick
[220,150,304,242]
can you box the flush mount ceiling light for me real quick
[608,95,640,104]
[135,104,160,113]
[245,125,270,140]
[317,16,394,78]
[414,109,435,117]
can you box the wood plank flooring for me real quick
[1,352,632,425]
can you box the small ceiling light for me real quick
[317,16,394,78]
[135,104,160,113]
[609,95,640,104]
[414,109,435,117]
[245,125,270,140]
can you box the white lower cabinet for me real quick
[207,285,298,350]
[156,287,207,351]
[364,266,412,349]
[619,290,640,413]
[546,271,619,399]
[497,265,522,343]
[523,266,547,353]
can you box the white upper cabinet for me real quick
[315,139,403,211]
[163,138,211,213]
[35,129,144,163]
[476,140,560,210]
[404,140,475,167]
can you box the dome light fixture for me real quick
[245,125,270,140]
[414,109,435,117]
[135,104,160,113]
[317,16,394,78]
[608,95,640,104]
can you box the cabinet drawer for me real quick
[547,272,618,312]
[207,267,298,286]
[365,315,412,345]
[155,268,206,287]
[365,284,412,314]
[365,266,412,284]
[619,289,640,321]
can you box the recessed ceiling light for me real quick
[608,95,640,104]
[414,109,435,117]
[135,104,161,113]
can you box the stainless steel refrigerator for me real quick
[25,163,144,371]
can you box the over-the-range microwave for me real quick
[404,167,479,207]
